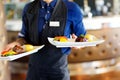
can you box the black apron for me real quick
[24,0,70,80]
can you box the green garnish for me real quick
[80,34,85,37]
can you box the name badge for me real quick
[49,21,60,27]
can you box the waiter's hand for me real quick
[4,41,21,51]
[4,38,27,51]
[71,33,77,39]
[71,34,83,49]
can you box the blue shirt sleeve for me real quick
[64,1,86,38]
[62,1,86,54]
[71,2,86,36]
[18,3,29,38]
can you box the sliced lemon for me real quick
[85,34,98,42]
[24,44,34,51]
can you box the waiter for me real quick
[5,0,86,80]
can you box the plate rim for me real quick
[48,37,105,47]
[0,45,44,61]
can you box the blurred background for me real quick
[1,0,120,80]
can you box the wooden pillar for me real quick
[0,1,11,80]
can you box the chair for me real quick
[68,28,120,80]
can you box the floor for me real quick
[71,70,120,80]
[11,70,120,80]
[11,61,120,80]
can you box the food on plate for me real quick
[1,44,34,57]
[12,45,25,54]
[75,34,98,42]
[23,44,34,51]
[84,34,98,42]
[54,36,68,42]
[1,49,16,56]
[75,34,87,42]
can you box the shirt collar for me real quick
[41,0,57,8]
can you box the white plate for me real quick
[48,37,104,48]
[0,45,44,61]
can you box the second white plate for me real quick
[0,45,44,61]
[48,37,104,48]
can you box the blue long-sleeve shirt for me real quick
[18,0,86,54]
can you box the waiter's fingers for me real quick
[71,34,77,39]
